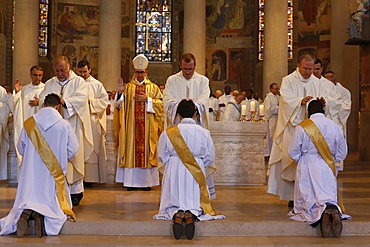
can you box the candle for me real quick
[250,101,255,112]
[259,104,265,116]
[241,105,247,115]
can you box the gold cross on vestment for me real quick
[135,12,160,51]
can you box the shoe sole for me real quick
[332,213,343,238]
[321,213,331,238]
[16,210,32,238]
[173,222,183,240]
[34,213,43,238]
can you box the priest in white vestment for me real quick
[77,60,109,184]
[267,54,329,202]
[13,65,45,178]
[115,55,163,190]
[0,93,79,237]
[39,56,93,206]
[154,99,224,240]
[288,100,350,238]
[163,53,210,129]
[222,93,244,121]
[324,71,352,137]
[264,83,280,156]
[0,86,13,180]
[217,85,233,121]
[313,59,342,124]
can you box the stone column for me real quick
[262,0,288,97]
[183,0,206,75]
[330,0,359,152]
[13,0,39,85]
[98,0,121,91]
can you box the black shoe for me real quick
[71,192,83,206]
[142,187,151,191]
[17,209,32,238]
[173,210,184,240]
[127,187,137,191]
[184,210,195,240]
[83,182,93,188]
[288,200,294,208]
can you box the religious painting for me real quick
[205,0,251,44]
[206,50,227,82]
[229,49,249,91]
[296,0,331,66]
[80,46,99,78]
[122,1,131,38]
[56,3,100,43]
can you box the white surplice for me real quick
[267,69,327,200]
[222,98,241,121]
[154,118,224,221]
[39,71,93,194]
[318,76,342,123]
[335,82,351,137]
[163,71,210,129]
[288,113,350,225]
[264,92,279,156]
[85,75,109,183]
[13,82,45,178]
[209,96,218,121]
[0,86,12,180]
[217,94,233,121]
[0,107,79,236]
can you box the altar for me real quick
[209,121,267,185]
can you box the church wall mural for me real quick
[295,0,331,74]
[204,0,256,94]
[53,0,100,77]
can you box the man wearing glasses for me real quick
[115,54,163,191]
[163,53,210,129]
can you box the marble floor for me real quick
[1,152,370,246]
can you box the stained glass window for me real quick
[136,0,172,62]
[39,0,49,57]
[258,0,293,61]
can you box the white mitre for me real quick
[133,54,148,70]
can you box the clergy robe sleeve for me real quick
[67,123,79,162]
[288,125,305,163]
[333,127,348,163]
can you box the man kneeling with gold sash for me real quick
[288,100,350,238]
[0,93,79,237]
[154,99,224,240]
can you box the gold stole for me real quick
[24,117,77,221]
[299,119,346,212]
[166,126,216,216]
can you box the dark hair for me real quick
[324,70,335,75]
[308,100,325,117]
[314,58,323,67]
[176,99,196,118]
[269,83,278,90]
[30,65,43,73]
[180,53,196,66]
[77,60,91,69]
[44,93,61,107]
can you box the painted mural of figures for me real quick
[228,0,246,29]
[210,51,226,82]
[349,0,370,38]
[229,50,247,91]
[212,0,229,29]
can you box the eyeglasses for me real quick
[135,71,146,74]
[181,68,194,72]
